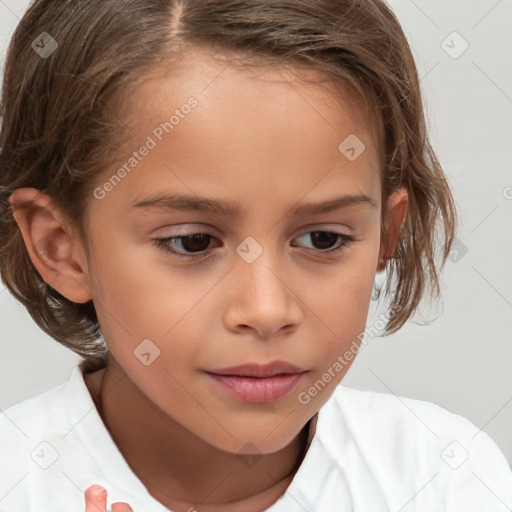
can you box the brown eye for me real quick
[176,234,212,252]
[152,233,217,259]
[294,231,354,255]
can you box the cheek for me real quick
[84,237,170,350]
[312,240,380,357]
[321,239,379,313]
[88,242,214,367]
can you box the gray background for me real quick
[1,0,511,465]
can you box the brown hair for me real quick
[0,0,456,368]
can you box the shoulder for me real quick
[0,368,82,507]
[0,378,71,442]
[315,384,512,508]
[327,383,478,435]
[0,374,74,470]
[0,374,72,440]
[323,383,509,459]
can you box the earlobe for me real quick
[377,187,408,272]
[8,188,92,303]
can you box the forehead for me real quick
[125,49,380,143]
[98,50,382,215]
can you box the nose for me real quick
[223,249,304,339]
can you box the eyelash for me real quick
[151,231,355,261]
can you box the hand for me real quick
[84,484,133,512]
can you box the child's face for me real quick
[72,52,403,453]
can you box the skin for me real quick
[9,50,407,511]
[84,484,132,512]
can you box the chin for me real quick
[199,414,309,456]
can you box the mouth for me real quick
[206,360,307,377]
[205,361,308,403]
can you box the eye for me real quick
[151,231,355,260]
[152,233,217,260]
[293,231,355,256]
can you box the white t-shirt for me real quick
[1,363,511,511]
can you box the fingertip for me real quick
[112,502,133,512]
[86,483,106,492]
[85,483,108,497]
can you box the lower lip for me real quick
[206,372,305,403]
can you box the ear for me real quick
[8,187,92,303]
[377,187,408,272]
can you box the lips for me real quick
[205,361,307,403]
[206,360,306,378]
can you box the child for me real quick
[1,0,511,511]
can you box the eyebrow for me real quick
[131,192,377,217]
